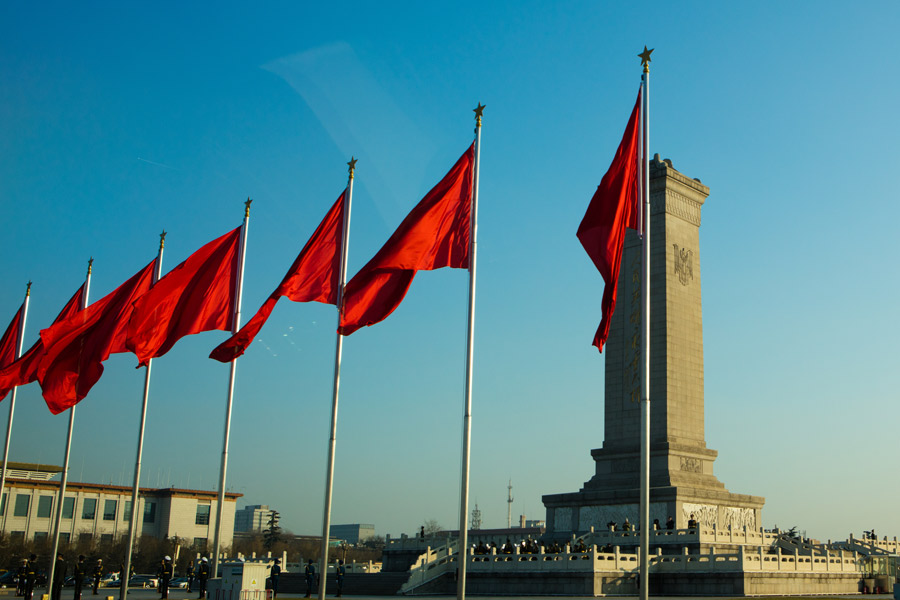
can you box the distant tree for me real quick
[423,519,443,536]
[263,511,282,550]
[785,526,799,540]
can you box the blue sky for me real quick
[1,1,898,543]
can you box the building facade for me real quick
[0,477,241,550]
[234,504,275,533]
[329,523,375,545]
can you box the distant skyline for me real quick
[2,1,899,544]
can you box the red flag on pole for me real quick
[126,228,242,366]
[338,144,475,335]
[0,287,84,401]
[0,305,24,373]
[38,262,155,414]
[577,88,642,352]
[210,193,345,362]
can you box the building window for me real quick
[10,531,25,540]
[37,496,53,518]
[82,498,97,520]
[14,494,30,517]
[123,500,132,521]
[100,533,114,543]
[193,537,207,550]
[143,501,156,524]
[62,497,75,519]
[195,505,210,525]
[0,492,6,516]
[103,500,117,521]
[60,532,71,545]
[34,531,48,542]
[78,533,92,543]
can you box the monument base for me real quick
[543,443,764,538]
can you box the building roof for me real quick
[3,477,242,499]
[0,462,64,480]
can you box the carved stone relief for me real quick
[673,244,694,285]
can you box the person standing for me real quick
[186,561,194,592]
[159,556,173,600]
[73,556,86,600]
[52,553,66,600]
[16,558,27,596]
[269,559,280,599]
[335,560,345,598]
[303,559,315,598]
[196,558,209,600]
[91,559,103,595]
[23,555,37,600]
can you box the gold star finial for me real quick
[473,102,485,127]
[638,46,654,72]
[26,281,32,296]
[347,157,357,179]
[87,257,94,275]
[244,197,253,217]
[159,230,167,250]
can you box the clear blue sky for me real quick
[2,1,898,543]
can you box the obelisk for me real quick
[543,156,764,534]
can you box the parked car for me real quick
[0,570,17,588]
[169,577,190,589]
[128,575,159,589]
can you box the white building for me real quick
[234,504,275,533]
[0,465,241,549]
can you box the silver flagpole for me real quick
[48,259,93,597]
[317,159,355,600]
[456,103,483,600]
[121,232,166,600]
[0,282,32,521]
[638,46,652,600]
[211,199,251,578]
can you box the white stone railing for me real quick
[399,543,866,592]
[652,546,862,574]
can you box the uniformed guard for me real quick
[16,558,27,596]
[186,561,194,592]
[73,555,86,600]
[52,553,66,600]
[159,556,173,600]
[336,559,346,598]
[303,559,316,598]
[24,554,37,600]
[196,557,209,599]
[91,559,103,595]
[269,559,281,599]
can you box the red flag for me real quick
[210,193,345,362]
[0,304,25,373]
[577,88,641,352]
[38,262,155,414]
[338,144,474,335]
[126,227,242,366]
[0,287,84,402]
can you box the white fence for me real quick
[400,541,864,593]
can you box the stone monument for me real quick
[543,155,764,536]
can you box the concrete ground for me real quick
[3,590,894,600]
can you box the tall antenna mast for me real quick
[471,503,482,530]
[507,479,514,529]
